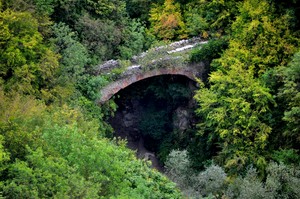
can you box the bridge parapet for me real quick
[95,38,207,75]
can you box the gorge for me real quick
[109,74,198,170]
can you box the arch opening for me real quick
[98,66,202,103]
[108,74,198,171]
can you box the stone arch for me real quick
[98,66,204,104]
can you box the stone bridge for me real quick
[95,38,208,104]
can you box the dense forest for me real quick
[0,0,300,198]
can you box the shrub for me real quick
[190,38,228,65]
[265,162,300,199]
[192,164,227,197]
[272,149,300,165]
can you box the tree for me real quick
[75,14,123,63]
[184,0,240,38]
[194,64,275,175]
[125,0,163,22]
[41,118,181,198]
[192,0,299,176]
[0,88,47,160]
[0,134,9,173]
[0,9,59,97]
[86,0,127,20]
[149,0,186,40]
[1,147,100,198]
[277,50,300,148]
[118,19,146,59]
[52,22,89,83]
[214,0,299,74]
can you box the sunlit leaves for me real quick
[0,10,59,96]
[223,0,299,74]
[41,121,180,198]
[0,134,9,173]
[0,11,41,73]
[2,147,100,198]
[194,1,299,175]
[195,64,274,174]
[149,0,186,40]
[86,0,126,20]
[0,88,46,160]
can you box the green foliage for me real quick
[265,162,300,199]
[0,9,60,98]
[136,76,192,155]
[140,109,169,140]
[145,79,191,106]
[52,22,89,82]
[165,150,227,198]
[76,14,124,63]
[86,0,126,20]
[1,0,300,197]
[194,65,274,175]
[184,5,209,37]
[187,133,216,170]
[33,0,55,16]
[51,0,151,63]
[0,134,9,172]
[2,147,100,198]
[272,149,300,165]
[277,50,300,147]
[0,89,47,160]
[184,0,240,38]
[227,162,300,199]
[190,38,228,65]
[76,99,114,138]
[118,19,146,59]
[77,75,109,101]
[192,164,227,197]
[192,0,299,179]
[166,151,300,199]
[149,0,186,40]
[0,87,181,197]
[214,0,299,75]
[125,0,163,22]
[41,120,181,198]
[226,168,268,199]
[165,150,191,187]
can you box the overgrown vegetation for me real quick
[165,150,300,198]
[0,0,300,198]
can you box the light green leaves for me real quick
[195,64,274,174]
[149,0,187,40]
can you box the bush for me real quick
[193,164,227,197]
[265,162,300,199]
[165,150,190,182]
[226,168,267,199]
[272,149,300,165]
[226,162,300,199]
[190,38,228,64]
[165,150,228,198]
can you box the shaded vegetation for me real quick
[0,0,300,198]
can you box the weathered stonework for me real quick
[97,62,206,104]
[97,38,208,104]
